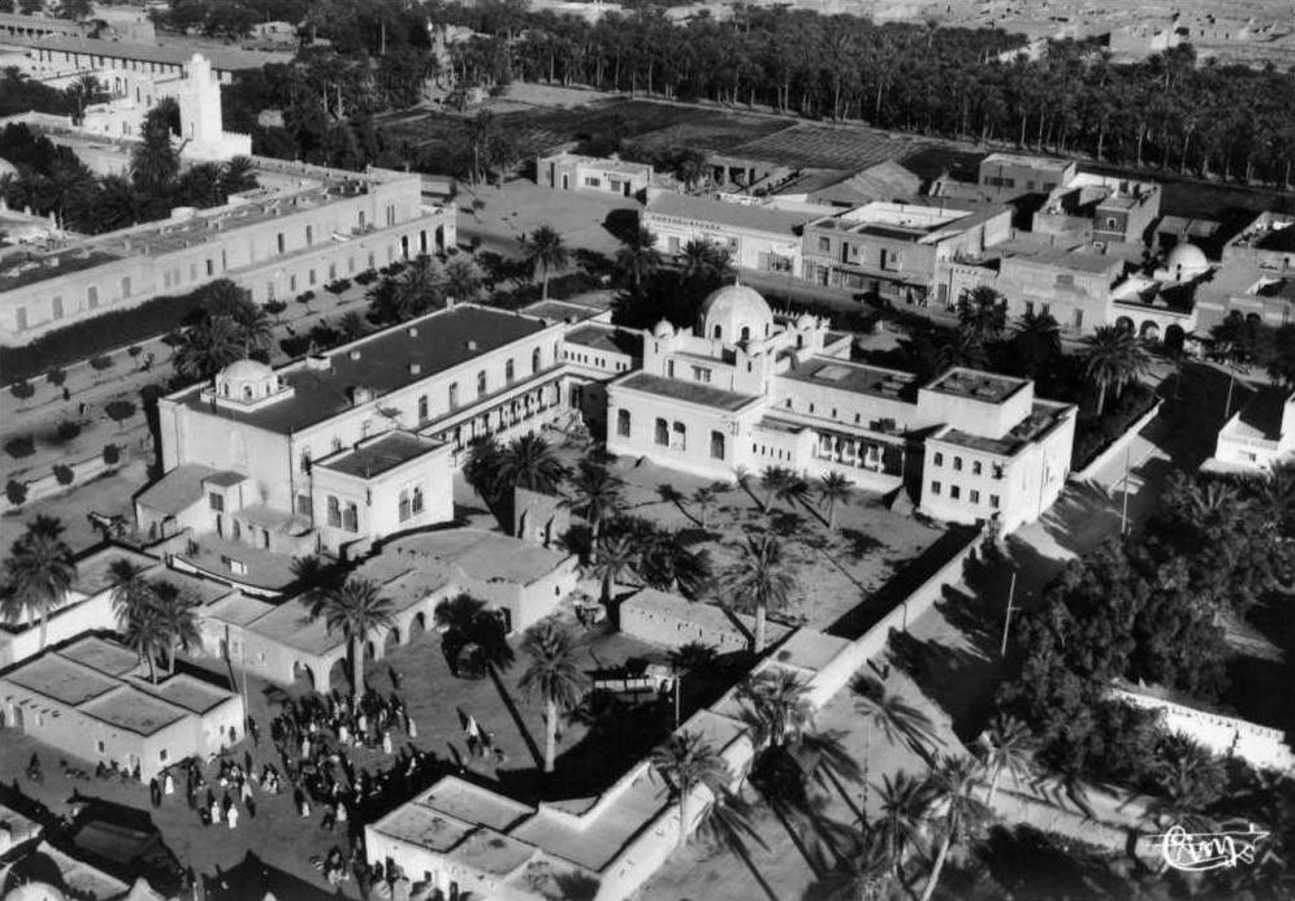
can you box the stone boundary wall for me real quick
[1070,397,1163,483]
[1111,685,1295,773]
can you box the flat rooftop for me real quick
[359,528,571,589]
[564,324,643,357]
[71,547,163,597]
[174,306,549,434]
[645,192,814,235]
[80,687,187,736]
[0,249,120,293]
[147,674,234,714]
[981,152,1074,173]
[5,655,118,706]
[780,357,918,402]
[541,152,651,176]
[420,777,533,832]
[925,367,1027,403]
[316,431,443,479]
[521,299,605,322]
[617,372,758,412]
[1227,388,1291,442]
[64,636,139,677]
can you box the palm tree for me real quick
[1081,325,1151,415]
[463,434,505,510]
[2,516,76,649]
[691,485,718,529]
[518,620,590,773]
[588,534,638,606]
[433,593,515,679]
[94,174,145,231]
[123,601,168,684]
[650,730,733,847]
[226,301,272,352]
[152,580,201,674]
[640,529,713,599]
[804,823,895,901]
[760,465,795,511]
[816,472,853,529]
[739,668,814,749]
[852,675,941,762]
[681,239,716,281]
[108,558,154,635]
[977,714,1034,807]
[1011,310,1061,378]
[444,256,485,303]
[615,226,661,290]
[873,771,933,884]
[173,316,246,383]
[955,286,1007,341]
[918,755,990,901]
[129,100,179,192]
[308,577,395,695]
[219,156,258,196]
[498,433,568,497]
[391,255,446,320]
[521,225,568,300]
[722,531,795,654]
[564,460,624,562]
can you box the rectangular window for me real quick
[290,274,297,292]
[1055,273,1074,287]
[308,269,316,285]
[418,395,428,422]
[449,382,459,409]
[667,360,675,378]
[710,430,725,460]
[933,452,943,466]
[476,370,487,398]
[970,489,980,504]
[208,492,224,512]
[398,491,411,523]
[972,461,982,476]
[953,456,963,471]
[1024,301,1034,317]
[343,502,358,532]
[617,409,631,438]
[817,236,831,253]
[668,236,680,253]
[930,481,941,495]
[950,485,961,500]
[1073,309,1083,329]
[87,286,98,308]
[121,276,131,297]
[584,176,601,187]
[327,496,341,527]
[296,494,312,516]
[692,366,712,383]
[15,306,27,331]
[990,494,1000,509]
[505,359,515,383]
[305,225,313,246]
[671,421,686,452]
[52,296,63,319]
[206,259,214,276]
[992,464,1005,479]
[654,418,669,446]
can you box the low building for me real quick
[0,636,244,781]
[1222,211,1295,271]
[145,304,566,567]
[1204,387,1295,474]
[18,36,287,83]
[944,238,1127,335]
[605,284,1075,532]
[976,152,1077,197]
[802,198,1012,306]
[535,153,652,197]
[768,160,922,208]
[198,528,579,689]
[642,191,816,276]
[1031,172,1161,248]
[1194,263,1295,331]
[620,587,790,654]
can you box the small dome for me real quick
[0,157,17,178]
[795,312,815,329]
[700,283,773,345]
[652,319,674,339]
[4,883,67,901]
[219,358,274,382]
[1166,243,1208,281]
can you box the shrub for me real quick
[297,291,315,305]
[103,443,121,465]
[354,269,378,286]
[53,464,74,485]
[9,380,35,399]
[326,279,352,295]
[53,420,81,443]
[89,355,114,370]
[280,336,311,357]
[264,300,287,319]
[5,479,26,506]
[5,435,35,458]
[105,399,136,423]
[45,368,66,387]
[161,331,185,347]
[128,345,143,358]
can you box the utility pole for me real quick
[999,570,1017,658]
[673,670,681,729]
[1224,370,1236,421]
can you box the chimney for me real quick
[408,362,422,375]
[465,340,478,351]
[306,354,331,371]
[349,349,362,361]
[350,386,373,405]
[406,326,418,337]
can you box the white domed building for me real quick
[1160,242,1211,283]
[606,283,1077,533]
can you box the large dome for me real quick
[700,283,773,345]
[1165,242,1208,282]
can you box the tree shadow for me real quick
[838,527,884,562]
[885,628,999,743]
[975,824,1130,900]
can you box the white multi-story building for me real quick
[605,284,1075,532]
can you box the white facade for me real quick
[1207,388,1295,474]
[606,285,1076,532]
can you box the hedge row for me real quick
[0,284,217,385]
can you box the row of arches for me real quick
[1113,317,1188,349]
[289,611,430,692]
